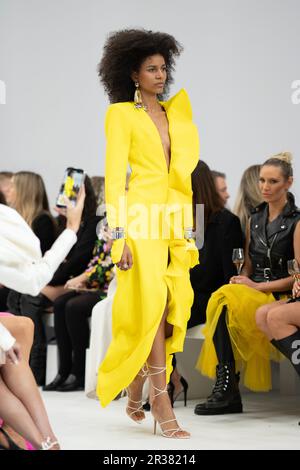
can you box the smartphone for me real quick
[56,167,85,208]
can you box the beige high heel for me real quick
[148,365,190,439]
[126,364,148,423]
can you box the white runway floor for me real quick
[42,390,300,450]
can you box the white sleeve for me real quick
[0,229,77,296]
[0,322,16,351]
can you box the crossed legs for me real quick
[0,316,59,449]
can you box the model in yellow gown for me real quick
[97,89,199,407]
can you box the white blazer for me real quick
[0,203,77,354]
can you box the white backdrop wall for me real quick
[0,0,300,208]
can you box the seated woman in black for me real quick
[189,160,244,327]
[168,161,243,405]
[194,152,300,415]
[43,227,114,392]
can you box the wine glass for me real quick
[232,248,244,275]
[287,259,300,281]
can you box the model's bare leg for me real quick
[147,305,190,438]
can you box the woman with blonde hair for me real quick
[6,171,56,254]
[195,152,300,415]
[233,164,262,234]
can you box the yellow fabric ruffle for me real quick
[97,238,198,407]
[196,284,287,392]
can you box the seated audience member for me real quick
[0,316,59,450]
[0,192,85,451]
[4,171,56,383]
[233,164,263,235]
[2,170,56,313]
[7,175,99,385]
[189,161,244,327]
[211,170,230,207]
[166,162,243,408]
[194,152,300,416]
[44,225,114,392]
[256,276,300,380]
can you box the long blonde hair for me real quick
[12,171,51,226]
[233,164,263,233]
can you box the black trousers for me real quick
[7,290,51,351]
[53,291,100,379]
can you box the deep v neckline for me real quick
[142,105,171,174]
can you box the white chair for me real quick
[85,276,116,398]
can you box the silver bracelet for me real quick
[111,227,126,240]
[184,227,194,239]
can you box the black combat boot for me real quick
[194,363,243,415]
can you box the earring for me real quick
[134,82,142,108]
[134,82,147,110]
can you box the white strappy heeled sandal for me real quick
[148,365,190,439]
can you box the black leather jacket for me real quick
[249,194,300,283]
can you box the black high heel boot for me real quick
[169,377,188,407]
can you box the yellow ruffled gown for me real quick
[97,89,199,407]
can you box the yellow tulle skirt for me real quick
[196,284,287,392]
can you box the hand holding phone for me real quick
[56,167,85,208]
[54,176,86,234]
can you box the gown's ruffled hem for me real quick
[196,284,287,392]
